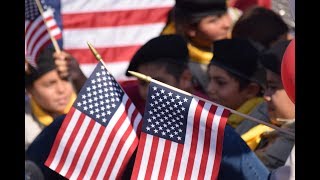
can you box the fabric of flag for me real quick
[131,82,229,180]
[45,62,142,180]
[25,0,62,68]
[60,0,174,79]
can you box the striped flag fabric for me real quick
[60,0,174,79]
[25,0,62,68]
[131,82,229,180]
[45,62,142,179]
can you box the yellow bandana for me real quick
[30,92,77,126]
[161,21,213,65]
[228,97,265,128]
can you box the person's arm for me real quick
[53,51,87,93]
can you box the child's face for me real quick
[194,13,232,43]
[206,65,250,110]
[264,69,295,122]
[27,70,74,114]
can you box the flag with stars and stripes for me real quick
[131,82,229,180]
[25,0,62,68]
[45,62,142,180]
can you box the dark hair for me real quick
[140,58,188,82]
[232,6,289,48]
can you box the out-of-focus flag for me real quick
[60,0,174,79]
[131,82,229,180]
[25,0,62,68]
[45,62,142,180]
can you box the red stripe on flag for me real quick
[103,124,135,179]
[77,125,105,179]
[131,132,148,179]
[62,7,171,29]
[65,45,141,64]
[171,143,184,180]
[115,137,139,179]
[144,136,159,180]
[184,100,205,180]
[90,100,131,179]
[211,109,229,179]
[65,119,96,179]
[158,140,172,180]
[198,105,218,180]
[45,107,76,166]
[55,112,87,173]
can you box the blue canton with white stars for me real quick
[142,82,192,144]
[74,62,124,127]
[25,0,48,20]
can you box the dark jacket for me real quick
[26,115,270,180]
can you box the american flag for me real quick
[60,0,174,79]
[131,82,229,180]
[45,62,142,180]
[25,0,62,68]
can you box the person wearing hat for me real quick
[206,38,271,150]
[25,47,77,150]
[255,40,295,171]
[124,34,208,115]
[26,35,270,180]
[161,0,233,94]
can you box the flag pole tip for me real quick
[128,71,151,83]
[86,42,101,61]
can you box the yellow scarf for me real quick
[228,97,271,150]
[228,97,265,128]
[30,92,77,126]
[161,21,213,65]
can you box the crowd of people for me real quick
[25,0,295,179]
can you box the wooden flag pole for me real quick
[34,0,61,53]
[128,71,295,138]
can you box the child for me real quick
[206,38,270,149]
[256,40,295,170]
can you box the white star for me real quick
[106,105,110,109]
[87,93,92,97]
[90,110,94,114]
[146,127,151,131]
[183,97,188,102]
[155,121,160,125]
[171,98,175,102]
[156,92,160,96]
[149,110,153,115]
[159,126,163,130]
[77,102,82,106]
[168,92,173,96]
[182,107,185,111]
[83,100,87,105]
[100,107,105,111]
[101,112,106,116]
[96,72,101,76]
[163,95,167,99]
[160,89,165,93]
[91,79,96,84]
[97,77,101,82]
[174,131,178,135]
[151,124,155,128]
[161,131,166,136]
[102,118,107,123]
[89,104,93,109]
[82,94,86,99]
[153,86,157,91]
[147,118,152,122]
[154,129,158,133]
[178,101,183,105]
[107,110,111,115]
[177,136,182,140]
[83,106,88,111]
[93,91,97,95]
[92,85,97,89]
[151,95,155,99]
[169,134,174,138]
[111,104,116,108]
[178,128,182,132]
[176,95,180,99]
[96,114,100,118]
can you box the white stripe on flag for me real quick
[177,98,198,179]
[109,129,137,179]
[137,134,153,179]
[69,122,101,179]
[83,95,128,179]
[61,0,174,13]
[63,23,165,49]
[49,110,81,170]
[150,137,166,179]
[59,116,91,176]
[96,103,135,178]
[164,142,178,179]
[191,102,211,179]
[204,106,224,179]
